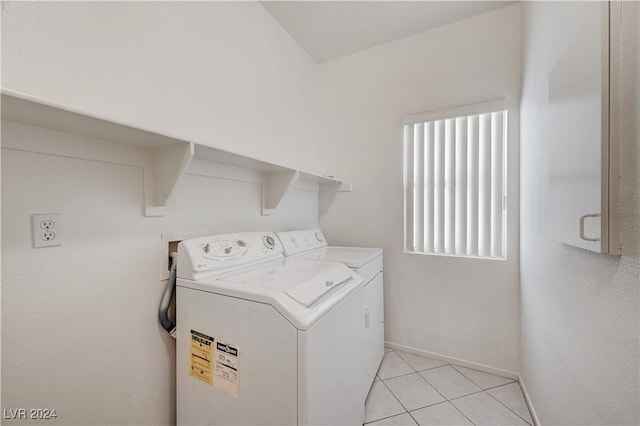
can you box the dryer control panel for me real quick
[277,229,328,256]
[177,232,283,280]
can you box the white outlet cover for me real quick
[32,214,62,248]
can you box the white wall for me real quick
[1,2,320,425]
[1,1,325,173]
[520,2,639,425]
[317,4,522,373]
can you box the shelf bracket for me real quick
[261,170,299,216]
[144,142,194,216]
[320,181,352,192]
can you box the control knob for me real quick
[263,235,275,249]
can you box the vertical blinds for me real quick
[403,100,507,259]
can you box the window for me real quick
[403,99,507,259]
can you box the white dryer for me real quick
[175,231,367,425]
[276,229,384,396]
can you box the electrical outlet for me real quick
[32,214,62,248]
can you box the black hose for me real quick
[159,252,178,338]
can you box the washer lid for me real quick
[179,257,364,330]
[220,258,354,306]
[285,274,354,307]
[297,246,382,269]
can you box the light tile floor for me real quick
[365,349,535,426]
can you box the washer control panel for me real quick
[277,229,328,256]
[177,231,283,279]
[201,239,247,257]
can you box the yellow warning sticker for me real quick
[189,330,214,385]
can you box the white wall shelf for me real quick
[1,90,351,216]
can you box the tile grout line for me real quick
[379,376,413,422]
[406,411,420,426]
[447,388,485,402]
[378,350,414,381]
[409,400,473,426]
[379,370,421,381]
[413,366,450,401]
[413,362,477,426]
[448,363,530,425]
[516,380,538,426]
[380,349,449,382]
[485,390,533,426]
[518,380,538,426]
[383,350,452,426]
[448,402,478,426]
[442,364,518,425]
[480,381,517,392]
[389,351,478,426]
[395,350,449,374]
[424,363,483,397]
[443,386,480,426]
[382,350,459,426]
[368,350,411,424]
[363,411,410,425]
[383,349,533,426]
[450,364,514,389]
[398,352,449,400]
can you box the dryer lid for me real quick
[297,246,382,269]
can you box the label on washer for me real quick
[214,341,239,398]
[189,330,214,385]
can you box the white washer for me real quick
[276,229,384,396]
[176,231,367,425]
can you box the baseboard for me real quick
[384,341,519,380]
[518,374,541,426]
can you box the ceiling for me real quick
[262,1,515,63]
